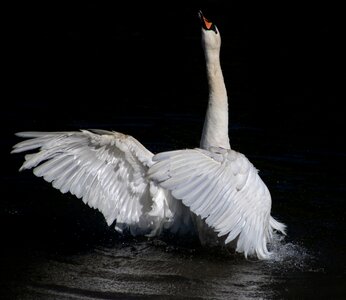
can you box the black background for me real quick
[4,2,345,137]
[1,2,345,296]
[2,0,346,236]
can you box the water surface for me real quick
[2,120,345,299]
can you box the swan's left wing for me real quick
[149,148,277,259]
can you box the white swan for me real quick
[11,11,285,259]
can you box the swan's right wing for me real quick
[11,130,161,235]
[149,148,281,259]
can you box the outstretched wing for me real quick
[12,129,156,235]
[149,148,277,259]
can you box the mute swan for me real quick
[11,11,286,259]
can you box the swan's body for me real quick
[12,12,285,259]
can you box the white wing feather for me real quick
[11,130,172,235]
[149,148,285,259]
[12,131,285,259]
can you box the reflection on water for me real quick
[4,238,314,300]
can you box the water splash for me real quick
[266,233,313,271]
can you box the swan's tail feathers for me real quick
[270,216,287,235]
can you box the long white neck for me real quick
[200,47,230,150]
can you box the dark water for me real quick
[2,120,345,299]
[2,2,345,299]
[0,238,330,299]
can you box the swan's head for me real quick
[198,11,221,52]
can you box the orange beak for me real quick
[198,10,213,30]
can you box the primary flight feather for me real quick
[12,11,285,259]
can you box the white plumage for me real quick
[12,130,193,237]
[11,11,285,259]
[149,148,285,258]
